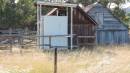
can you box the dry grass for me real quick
[0,45,130,73]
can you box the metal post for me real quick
[49,36,51,48]
[37,4,43,49]
[39,5,44,49]
[20,33,23,55]
[70,7,73,49]
[37,4,40,49]
[39,5,42,49]
[56,9,59,16]
[54,48,57,73]
[77,37,79,48]
[66,7,68,16]
[10,37,13,53]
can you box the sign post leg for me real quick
[54,48,57,73]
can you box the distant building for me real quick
[85,2,129,44]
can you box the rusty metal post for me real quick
[54,48,57,73]
[49,36,51,49]
[10,37,13,53]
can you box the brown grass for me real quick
[0,45,130,73]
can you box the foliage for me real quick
[113,7,126,21]
[0,0,36,29]
[75,0,125,5]
[16,0,36,28]
[0,0,129,28]
[76,0,95,4]
[126,13,130,28]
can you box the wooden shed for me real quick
[84,2,129,44]
[36,1,128,49]
[36,1,97,49]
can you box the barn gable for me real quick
[85,2,129,44]
[86,2,127,30]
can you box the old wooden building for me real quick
[36,1,129,49]
[36,1,97,49]
[84,2,129,44]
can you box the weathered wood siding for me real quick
[72,7,96,47]
[96,30,129,44]
[87,3,129,44]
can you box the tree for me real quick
[75,0,96,4]
[16,0,36,28]
[0,0,36,29]
[0,0,10,28]
[0,0,129,29]
[126,13,130,27]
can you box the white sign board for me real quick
[40,16,68,49]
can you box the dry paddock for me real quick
[0,45,130,73]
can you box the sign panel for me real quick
[40,16,68,49]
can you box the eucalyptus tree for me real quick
[16,0,36,28]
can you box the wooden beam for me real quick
[36,1,77,7]
[78,43,96,46]
[77,36,96,38]
[38,35,71,37]
[46,8,58,16]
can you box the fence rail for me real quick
[0,31,36,52]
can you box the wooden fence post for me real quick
[54,48,58,73]
[10,37,13,53]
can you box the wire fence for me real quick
[0,30,37,53]
[0,30,71,53]
[0,29,130,53]
[0,30,70,53]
